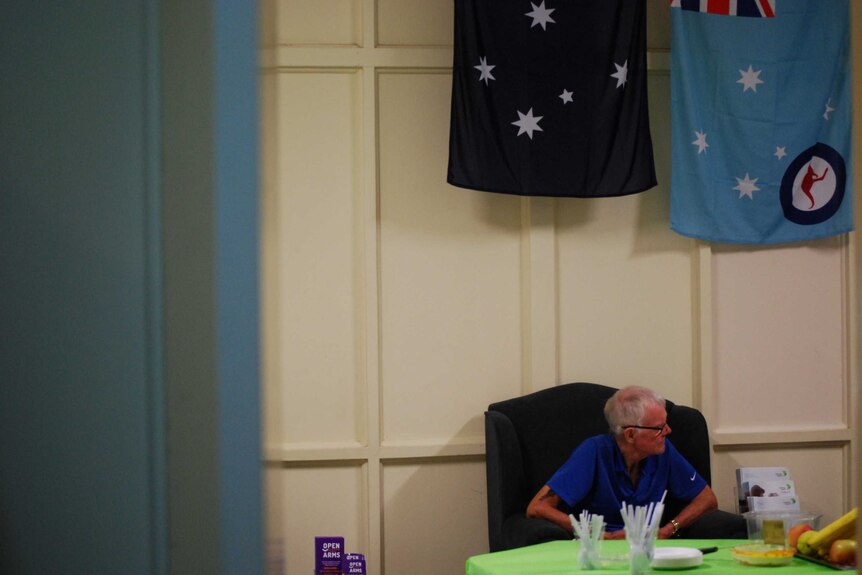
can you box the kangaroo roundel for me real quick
[780,143,846,225]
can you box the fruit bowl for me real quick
[731,543,795,566]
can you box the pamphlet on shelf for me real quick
[747,495,801,512]
[315,536,344,575]
[735,467,793,513]
[342,553,366,575]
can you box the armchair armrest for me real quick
[501,515,572,550]
[681,509,747,539]
[485,410,527,552]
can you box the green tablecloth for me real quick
[465,540,837,575]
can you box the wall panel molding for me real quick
[701,237,855,517]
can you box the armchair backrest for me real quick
[484,382,712,551]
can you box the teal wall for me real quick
[0,1,262,574]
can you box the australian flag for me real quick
[670,0,853,244]
[447,1,657,198]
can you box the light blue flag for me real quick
[670,1,853,244]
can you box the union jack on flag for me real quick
[669,0,775,17]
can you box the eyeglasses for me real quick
[623,423,668,437]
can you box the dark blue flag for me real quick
[447,1,657,198]
[670,0,853,244]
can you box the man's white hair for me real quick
[604,386,665,436]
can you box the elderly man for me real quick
[526,386,718,539]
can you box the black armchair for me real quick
[484,382,745,552]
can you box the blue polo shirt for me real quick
[547,434,706,531]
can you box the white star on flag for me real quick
[737,65,764,92]
[610,60,628,88]
[733,173,760,199]
[512,108,543,139]
[559,89,573,104]
[692,130,709,154]
[823,99,835,120]
[525,1,555,30]
[774,146,787,159]
[474,57,496,85]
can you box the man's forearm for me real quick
[659,486,718,538]
[530,505,574,533]
[526,487,574,533]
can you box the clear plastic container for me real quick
[742,511,822,548]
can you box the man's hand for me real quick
[603,529,626,540]
[661,485,718,538]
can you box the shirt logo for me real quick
[690,471,697,481]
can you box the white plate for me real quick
[651,547,704,569]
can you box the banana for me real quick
[797,530,815,556]
[807,508,857,554]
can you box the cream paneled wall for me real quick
[378,71,523,447]
[556,73,698,401]
[260,2,859,574]
[710,241,848,433]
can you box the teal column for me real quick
[0,1,165,573]
[214,1,264,573]
[161,0,262,574]
[0,1,262,573]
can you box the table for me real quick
[465,540,837,575]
